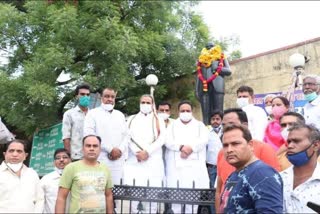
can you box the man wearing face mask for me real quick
[40,148,71,213]
[302,74,320,130]
[0,140,44,212]
[123,94,166,213]
[157,101,174,128]
[84,87,129,187]
[209,110,223,138]
[281,123,320,213]
[157,101,174,175]
[236,85,268,141]
[277,112,306,171]
[165,100,209,214]
[62,83,91,161]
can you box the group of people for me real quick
[0,73,319,213]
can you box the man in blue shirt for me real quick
[219,123,283,213]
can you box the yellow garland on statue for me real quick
[198,45,222,68]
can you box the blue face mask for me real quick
[287,144,314,167]
[304,92,318,102]
[79,96,90,107]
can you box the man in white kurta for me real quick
[0,140,44,213]
[84,87,129,185]
[123,94,166,213]
[302,75,320,130]
[236,85,268,141]
[165,101,209,213]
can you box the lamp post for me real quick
[289,53,305,90]
[286,53,306,110]
[146,74,159,98]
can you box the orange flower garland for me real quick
[197,53,225,92]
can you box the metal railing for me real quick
[112,180,215,214]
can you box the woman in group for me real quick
[263,96,290,151]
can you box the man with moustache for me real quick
[0,140,44,212]
[219,124,283,213]
[281,123,320,213]
[215,108,280,211]
[55,135,114,213]
[302,74,320,129]
[40,148,71,213]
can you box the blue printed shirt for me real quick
[220,160,283,213]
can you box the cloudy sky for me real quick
[195,1,320,57]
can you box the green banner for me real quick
[29,123,63,176]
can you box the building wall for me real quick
[167,37,320,122]
[225,37,320,109]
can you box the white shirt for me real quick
[165,118,209,188]
[40,170,69,213]
[84,107,129,184]
[62,106,86,159]
[0,162,44,213]
[281,162,320,213]
[206,129,222,165]
[242,104,268,141]
[303,95,320,130]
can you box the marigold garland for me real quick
[199,45,222,67]
[197,52,224,92]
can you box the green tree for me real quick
[0,1,210,137]
[213,34,242,61]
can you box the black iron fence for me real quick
[112,180,215,214]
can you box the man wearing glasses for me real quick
[62,83,91,161]
[302,74,320,130]
[40,148,71,213]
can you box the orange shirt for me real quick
[217,139,281,187]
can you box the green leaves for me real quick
[0,1,212,137]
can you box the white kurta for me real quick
[123,112,166,187]
[40,170,70,213]
[0,163,44,213]
[303,95,320,130]
[84,107,129,185]
[165,118,210,188]
[242,104,268,142]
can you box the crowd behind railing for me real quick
[1,76,320,213]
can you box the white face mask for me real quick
[158,112,170,120]
[140,104,152,114]
[101,103,114,111]
[265,106,272,115]
[179,112,192,122]
[281,128,289,140]
[55,167,64,175]
[213,125,222,133]
[6,162,23,172]
[236,98,250,108]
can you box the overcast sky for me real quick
[195,1,320,58]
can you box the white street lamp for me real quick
[289,53,305,69]
[286,53,306,110]
[289,53,306,90]
[146,74,158,98]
